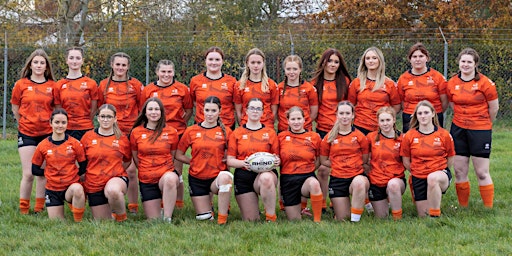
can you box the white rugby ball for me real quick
[246,152,277,173]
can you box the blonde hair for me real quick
[97,104,123,139]
[409,100,440,130]
[281,55,303,99]
[239,48,270,93]
[375,106,399,142]
[327,101,354,143]
[357,47,387,92]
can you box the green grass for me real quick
[1,131,512,255]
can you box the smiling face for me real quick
[66,49,83,71]
[284,61,301,84]
[51,114,68,136]
[30,56,47,77]
[324,54,340,76]
[364,50,380,71]
[247,54,264,77]
[97,108,116,130]
[157,64,174,85]
[206,51,223,74]
[378,112,395,134]
[459,54,476,77]
[288,110,305,133]
[336,104,354,126]
[204,102,220,125]
[111,56,129,79]
[409,50,428,71]
[145,101,162,124]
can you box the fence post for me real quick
[146,31,150,85]
[438,27,448,79]
[3,31,8,139]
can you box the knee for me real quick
[258,174,276,188]
[163,173,178,188]
[218,172,233,185]
[105,187,123,200]
[387,181,401,194]
[308,180,321,193]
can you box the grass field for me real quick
[0,128,511,255]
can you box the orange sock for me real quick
[34,197,45,213]
[301,200,307,210]
[310,193,323,223]
[279,199,285,211]
[218,213,228,225]
[455,181,470,207]
[364,198,371,205]
[429,208,441,217]
[391,209,403,220]
[350,207,364,222]
[20,198,30,214]
[68,202,74,212]
[175,200,184,209]
[72,207,85,222]
[322,199,327,210]
[128,203,138,213]
[479,184,494,208]
[113,213,127,222]
[265,213,277,222]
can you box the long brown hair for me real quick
[456,48,481,81]
[204,96,228,147]
[326,101,354,143]
[104,52,132,103]
[132,97,166,143]
[20,49,55,81]
[312,48,351,103]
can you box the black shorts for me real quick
[66,129,92,141]
[87,177,129,207]
[368,177,406,201]
[403,112,444,133]
[17,131,49,148]
[139,171,178,202]
[45,189,69,207]
[280,172,317,206]
[316,129,328,139]
[450,123,492,158]
[354,125,371,136]
[188,174,216,197]
[329,175,366,198]
[234,168,278,196]
[411,169,452,201]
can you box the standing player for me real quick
[11,49,56,214]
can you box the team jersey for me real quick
[348,78,401,132]
[278,130,321,175]
[32,135,86,191]
[54,76,99,130]
[130,125,179,184]
[190,73,237,127]
[366,131,405,187]
[141,81,193,135]
[178,124,232,179]
[277,81,318,132]
[313,78,350,132]
[446,74,498,130]
[320,128,369,179]
[400,127,455,179]
[81,129,132,193]
[98,77,144,135]
[10,78,55,136]
[397,68,447,114]
[227,125,279,162]
[234,78,279,127]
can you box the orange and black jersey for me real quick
[313,78,350,132]
[130,125,179,184]
[277,81,318,132]
[178,124,232,180]
[320,128,369,179]
[234,78,279,127]
[400,127,455,179]
[227,124,278,162]
[278,130,321,175]
[11,78,55,136]
[32,135,86,191]
[190,73,237,127]
[366,131,405,187]
[81,129,132,193]
[397,68,447,114]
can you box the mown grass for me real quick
[0,129,511,255]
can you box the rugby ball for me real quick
[246,152,277,173]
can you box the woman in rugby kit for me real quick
[190,47,237,130]
[397,43,448,132]
[227,98,280,222]
[130,97,180,222]
[54,47,99,140]
[278,107,323,222]
[176,96,233,225]
[447,48,499,209]
[366,107,405,220]
[234,48,279,127]
[320,101,370,222]
[99,52,144,215]
[11,49,56,214]
[400,100,455,217]
[31,109,87,222]
[81,104,132,221]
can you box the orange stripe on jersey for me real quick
[10,78,55,136]
[348,78,401,132]
[446,74,498,130]
[190,73,237,127]
[367,131,405,187]
[397,68,447,114]
[277,81,318,132]
[98,78,144,135]
[313,77,350,132]
[32,136,86,191]
[227,125,278,161]
[234,79,279,127]
[54,76,99,130]
[400,127,455,179]
[81,130,132,193]
[178,124,232,179]
[320,128,369,178]
[130,125,179,184]
[278,130,321,175]
[141,81,193,135]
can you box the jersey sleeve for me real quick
[347,79,359,105]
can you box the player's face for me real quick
[145,101,162,123]
[288,110,305,133]
[378,112,395,133]
[204,102,220,124]
[51,114,68,135]
[284,61,301,83]
[157,64,174,85]
[416,105,434,126]
[325,54,340,76]
[247,54,264,77]
[364,50,380,71]
[97,108,116,130]
[246,101,263,122]
[336,104,354,126]
[459,54,476,77]
[30,56,47,77]
[205,52,223,74]
[409,50,428,71]
[66,50,83,71]
[112,57,129,79]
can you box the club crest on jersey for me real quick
[112,140,119,148]
[92,139,97,145]
[28,86,33,91]
[161,133,169,140]
[152,92,159,97]
[47,149,53,155]
[141,134,147,139]
[108,87,115,93]
[80,82,88,89]
[215,132,223,139]
[455,85,460,90]
[202,84,208,89]
[433,137,441,146]
[66,145,74,155]
[333,139,339,144]
[221,83,228,90]
[285,136,291,141]
[262,133,269,140]
[171,89,179,95]
[46,87,53,93]
[244,87,250,92]
[375,141,380,146]
[196,132,202,138]
[413,138,419,143]
[128,85,134,92]
[62,84,68,89]
[471,83,479,90]
[408,81,414,86]
[394,142,400,149]
[242,134,248,140]
[427,77,434,85]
